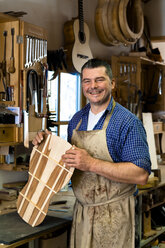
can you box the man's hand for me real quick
[32,129,52,146]
[62,146,94,171]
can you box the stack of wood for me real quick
[0,181,27,214]
[0,188,17,214]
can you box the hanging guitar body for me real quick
[72,18,93,73]
[64,0,93,73]
[17,134,74,227]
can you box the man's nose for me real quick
[90,80,98,88]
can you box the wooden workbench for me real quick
[0,211,71,248]
[0,189,76,248]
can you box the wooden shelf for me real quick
[143,200,165,212]
[0,101,15,106]
[0,163,14,171]
[140,226,165,247]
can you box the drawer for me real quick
[153,122,163,134]
[0,125,16,142]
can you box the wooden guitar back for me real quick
[17,134,74,227]
[64,18,93,73]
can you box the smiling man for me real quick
[62,58,151,248]
[32,58,151,248]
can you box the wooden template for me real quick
[17,134,74,227]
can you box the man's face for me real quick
[81,66,114,107]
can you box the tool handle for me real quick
[8,57,15,73]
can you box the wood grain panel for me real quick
[17,134,74,226]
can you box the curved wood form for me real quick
[119,0,144,40]
[17,134,74,227]
[107,0,137,45]
[102,0,120,46]
[95,0,113,46]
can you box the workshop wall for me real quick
[0,0,131,60]
[143,0,165,37]
[0,0,164,58]
[0,0,164,188]
[0,0,165,59]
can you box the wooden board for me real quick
[17,134,74,227]
[142,113,158,170]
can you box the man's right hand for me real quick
[32,129,52,146]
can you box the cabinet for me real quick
[111,56,165,116]
[136,183,165,247]
[0,13,48,170]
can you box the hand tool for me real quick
[44,40,47,57]
[25,35,30,68]
[39,39,42,60]
[0,68,7,99]
[8,28,16,73]
[34,38,38,63]
[40,40,43,59]
[27,69,39,114]
[2,31,7,77]
[2,31,11,100]
[31,38,34,64]
[32,71,39,114]
[37,39,40,61]
[23,70,29,148]
[28,37,32,67]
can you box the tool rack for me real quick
[111,55,165,117]
[0,13,48,170]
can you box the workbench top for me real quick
[0,189,76,247]
[0,211,71,246]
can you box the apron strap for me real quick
[75,98,116,131]
[102,98,116,130]
[75,118,82,131]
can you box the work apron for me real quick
[70,104,136,248]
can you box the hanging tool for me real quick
[23,70,29,148]
[30,70,39,114]
[23,70,39,147]
[2,31,7,77]
[25,35,30,68]
[28,37,33,67]
[0,68,7,99]
[0,31,7,100]
[2,31,11,101]
[8,28,16,73]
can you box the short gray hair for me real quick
[81,58,113,80]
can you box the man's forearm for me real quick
[89,157,149,185]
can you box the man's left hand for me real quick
[61,146,94,171]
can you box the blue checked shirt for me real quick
[68,97,151,174]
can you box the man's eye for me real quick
[83,80,90,84]
[96,78,104,82]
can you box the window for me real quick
[47,71,81,140]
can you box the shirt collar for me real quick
[81,96,114,117]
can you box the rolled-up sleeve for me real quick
[119,119,151,174]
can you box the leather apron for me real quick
[70,102,136,248]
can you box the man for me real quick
[33,59,151,248]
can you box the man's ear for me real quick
[111,78,116,89]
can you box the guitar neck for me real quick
[78,0,84,37]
